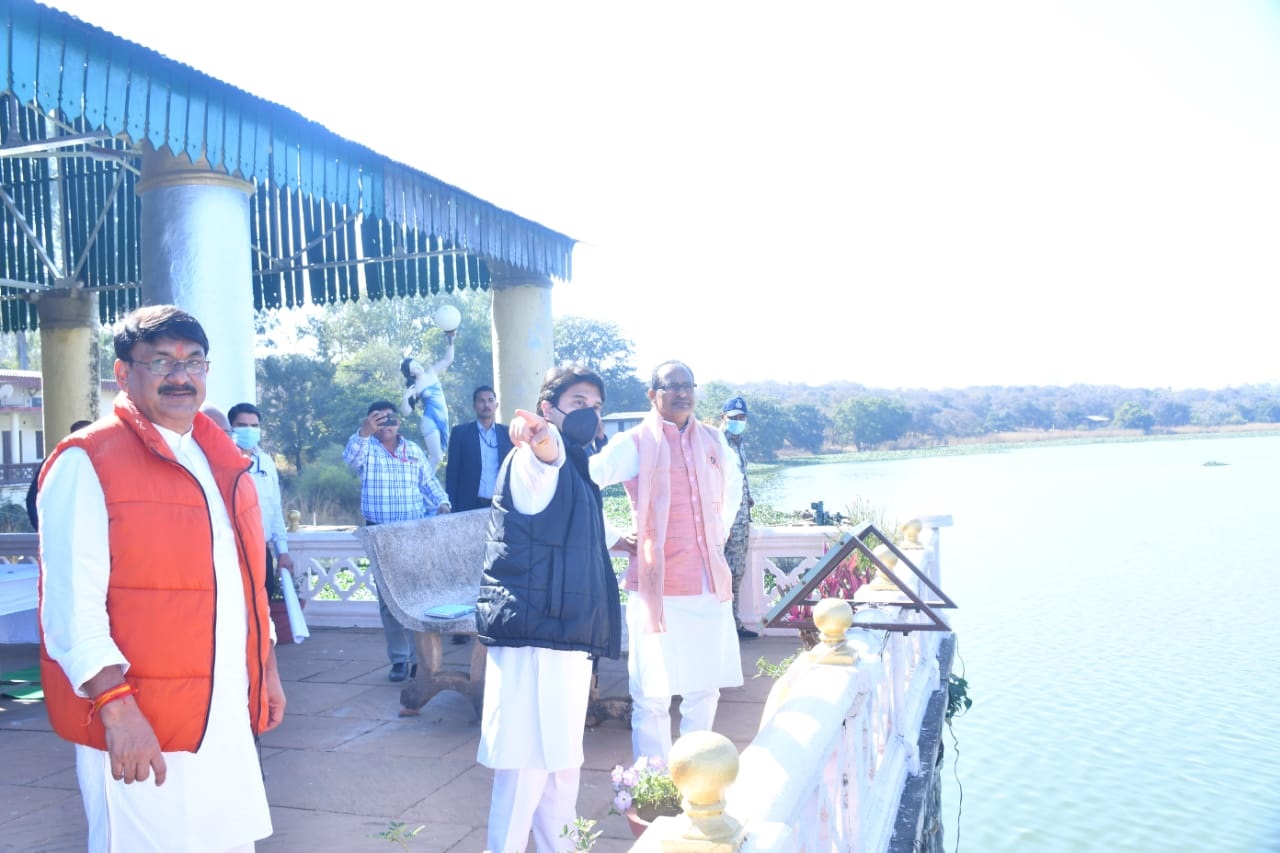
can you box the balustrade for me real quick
[633,517,954,852]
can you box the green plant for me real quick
[0,500,32,533]
[560,817,602,851]
[754,651,799,679]
[947,673,972,722]
[372,821,424,850]
[610,755,681,820]
[290,448,363,525]
[749,500,805,526]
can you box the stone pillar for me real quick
[136,146,256,411]
[36,288,99,448]
[489,263,555,421]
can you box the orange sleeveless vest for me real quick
[37,394,270,752]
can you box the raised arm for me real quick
[429,335,455,376]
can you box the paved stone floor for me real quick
[0,628,800,852]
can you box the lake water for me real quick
[753,434,1280,853]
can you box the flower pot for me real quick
[624,804,681,840]
[269,599,305,645]
[624,805,650,840]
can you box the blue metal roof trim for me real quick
[382,160,572,282]
[4,0,575,280]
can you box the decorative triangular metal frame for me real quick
[764,521,958,633]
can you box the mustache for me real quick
[159,383,198,395]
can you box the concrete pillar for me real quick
[489,264,555,421]
[36,288,99,449]
[136,146,256,412]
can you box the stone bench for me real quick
[357,506,633,727]
[356,509,489,717]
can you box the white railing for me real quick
[0,533,37,563]
[0,522,938,634]
[0,528,386,629]
[633,627,944,852]
[740,524,844,636]
[283,528,381,628]
[633,516,954,853]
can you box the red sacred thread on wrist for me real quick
[86,683,136,725]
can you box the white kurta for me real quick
[624,592,742,697]
[476,431,596,772]
[39,426,272,853]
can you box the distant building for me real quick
[601,411,648,438]
[0,370,115,492]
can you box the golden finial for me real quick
[661,731,744,851]
[809,598,856,666]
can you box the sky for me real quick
[38,0,1280,390]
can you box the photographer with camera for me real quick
[345,401,451,681]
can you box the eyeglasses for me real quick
[656,382,697,394]
[129,357,210,376]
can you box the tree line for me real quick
[13,292,1268,524]
[250,296,1279,517]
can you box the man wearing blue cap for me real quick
[722,395,757,639]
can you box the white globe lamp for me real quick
[433,304,461,333]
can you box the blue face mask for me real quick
[231,425,261,450]
[725,419,747,436]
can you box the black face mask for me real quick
[558,407,600,449]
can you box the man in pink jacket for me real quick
[589,359,743,762]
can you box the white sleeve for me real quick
[588,429,639,488]
[38,448,130,696]
[261,454,289,551]
[343,432,370,471]
[506,427,566,515]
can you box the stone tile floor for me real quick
[0,628,801,852]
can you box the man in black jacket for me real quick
[474,365,623,853]
[444,385,513,512]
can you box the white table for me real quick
[0,563,39,644]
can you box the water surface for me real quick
[756,435,1280,852]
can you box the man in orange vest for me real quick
[37,304,286,851]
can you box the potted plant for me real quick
[268,565,308,645]
[609,755,682,838]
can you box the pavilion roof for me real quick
[0,0,576,332]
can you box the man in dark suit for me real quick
[445,385,514,512]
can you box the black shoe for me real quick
[451,634,469,645]
[737,626,759,640]
[389,662,408,682]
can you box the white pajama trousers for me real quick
[631,688,720,763]
[625,592,744,762]
[479,645,593,853]
[486,768,580,853]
